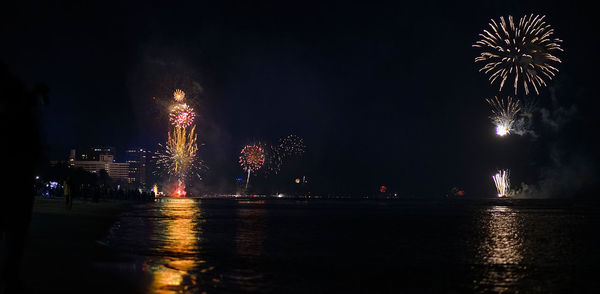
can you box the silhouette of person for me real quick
[64,176,72,210]
[0,61,48,292]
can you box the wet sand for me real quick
[19,198,140,294]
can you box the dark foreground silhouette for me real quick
[0,61,48,293]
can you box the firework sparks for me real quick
[169,103,196,128]
[473,14,563,95]
[486,96,521,136]
[156,125,199,177]
[174,179,187,197]
[173,89,185,102]
[278,134,306,157]
[156,89,203,196]
[239,144,266,189]
[492,170,511,197]
[264,145,283,175]
[263,135,306,175]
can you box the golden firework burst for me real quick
[173,89,185,102]
[473,14,563,95]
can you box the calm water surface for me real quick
[103,198,600,293]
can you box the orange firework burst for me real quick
[173,89,185,102]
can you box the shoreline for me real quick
[16,196,599,293]
[19,198,142,293]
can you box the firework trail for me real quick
[492,170,511,197]
[486,96,521,136]
[473,14,563,95]
[239,144,266,189]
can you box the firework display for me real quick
[473,14,563,95]
[156,89,201,196]
[278,134,306,157]
[492,170,511,197]
[239,144,266,189]
[173,88,185,102]
[157,126,199,176]
[240,145,265,172]
[262,135,307,175]
[264,144,283,175]
[486,96,521,136]
[169,103,196,129]
[473,14,565,197]
[264,135,307,175]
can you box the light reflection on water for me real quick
[226,206,267,292]
[102,199,593,293]
[475,205,525,293]
[235,207,266,259]
[105,198,270,293]
[144,199,270,293]
[143,198,214,293]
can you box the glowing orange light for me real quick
[173,89,185,102]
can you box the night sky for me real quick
[2,1,599,196]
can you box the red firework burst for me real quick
[239,145,265,172]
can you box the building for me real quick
[88,146,115,161]
[69,146,115,161]
[69,149,129,182]
[125,148,149,187]
[146,151,161,187]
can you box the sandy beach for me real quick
[18,198,139,293]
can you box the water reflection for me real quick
[475,206,525,293]
[235,207,266,258]
[144,198,212,293]
[227,205,267,292]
